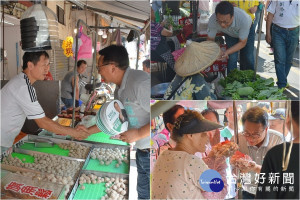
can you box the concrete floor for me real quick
[254,20,300,100]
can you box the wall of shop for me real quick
[47,1,71,40]
[3,25,22,79]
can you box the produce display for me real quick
[58,142,90,159]
[76,173,128,200]
[90,147,129,167]
[15,171,74,198]
[219,69,288,100]
[210,140,239,157]
[165,4,183,31]
[2,153,81,177]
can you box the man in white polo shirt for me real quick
[1,51,91,148]
[266,0,299,88]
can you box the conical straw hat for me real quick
[174,41,220,77]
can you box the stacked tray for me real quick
[96,100,128,136]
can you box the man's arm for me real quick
[119,123,150,143]
[265,12,274,44]
[249,6,258,14]
[35,117,90,140]
[222,38,248,59]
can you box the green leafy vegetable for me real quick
[218,70,288,100]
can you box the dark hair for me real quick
[291,101,299,125]
[77,60,87,67]
[142,59,150,69]
[163,105,184,131]
[201,108,219,122]
[242,106,268,129]
[172,110,204,143]
[215,1,234,17]
[225,105,242,113]
[22,51,49,70]
[257,102,270,110]
[98,45,129,70]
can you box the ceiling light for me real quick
[98,29,103,35]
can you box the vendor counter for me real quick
[1,133,131,200]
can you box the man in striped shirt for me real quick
[1,51,90,148]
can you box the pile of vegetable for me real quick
[165,4,183,31]
[218,69,288,100]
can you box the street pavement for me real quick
[254,20,300,100]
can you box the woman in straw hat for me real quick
[163,41,220,100]
[152,110,228,199]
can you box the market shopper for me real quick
[207,1,254,73]
[269,108,292,142]
[142,59,150,73]
[256,101,299,199]
[61,60,87,108]
[151,7,176,83]
[152,110,227,199]
[77,45,150,199]
[233,106,283,199]
[265,0,299,89]
[201,108,237,200]
[1,51,91,148]
[163,41,219,100]
[253,1,265,33]
[223,105,243,140]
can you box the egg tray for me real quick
[15,135,93,159]
[83,132,129,146]
[83,144,130,174]
[71,170,129,200]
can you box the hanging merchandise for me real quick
[71,26,92,59]
[62,36,74,57]
[115,29,122,45]
[77,32,92,59]
[20,1,58,51]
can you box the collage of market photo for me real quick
[0,0,299,200]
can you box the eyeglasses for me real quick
[241,129,264,139]
[97,63,115,71]
[216,19,231,25]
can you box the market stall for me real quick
[150,1,288,100]
[150,100,292,199]
[1,1,150,199]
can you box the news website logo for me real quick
[199,169,224,192]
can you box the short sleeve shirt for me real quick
[163,74,217,100]
[208,7,252,40]
[114,68,150,149]
[1,72,45,147]
[267,0,299,28]
[151,22,164,50]
[152,150,208,199]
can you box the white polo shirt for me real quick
[267,0,299,28]
[1,72,45,147]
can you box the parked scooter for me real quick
[81,81,113,112]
